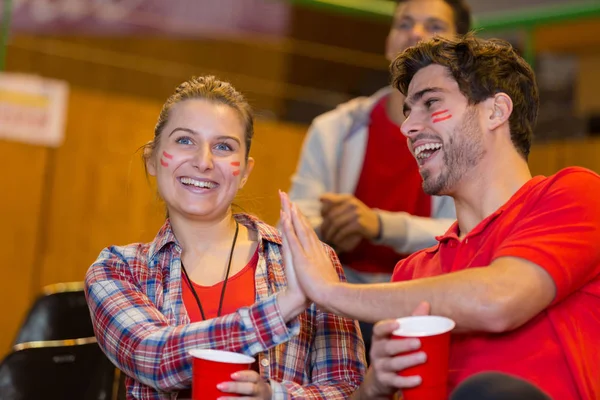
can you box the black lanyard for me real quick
[181,221,240,321]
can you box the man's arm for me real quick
[282,168,600,334]
[280,192,556,334]
[319,195,456,255]
[322,256,555,333]
[288,122,333,237]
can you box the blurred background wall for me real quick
[1,0,600,356]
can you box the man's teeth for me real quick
[414,143,443,159]
[180,177,217,188]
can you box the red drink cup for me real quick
[392,316,455,400]
[189,349,255,400]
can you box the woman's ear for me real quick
[239,157,255,189]
[144,142,157,176]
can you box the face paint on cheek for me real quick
[230,161,241,177]
[432,110,452,123]
[159,151,173,167]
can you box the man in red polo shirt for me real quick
[280,34,600,400]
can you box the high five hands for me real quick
[279,190,342,310]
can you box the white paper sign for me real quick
[0,73,69,147]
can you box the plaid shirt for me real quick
[85,213,366,399]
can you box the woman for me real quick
[85,76,366,399]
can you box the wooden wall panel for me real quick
[577,54,600,115]
[535,17,600,55]
[528,140,565,177]
[0,142,48,354]
[38,88,166,287]
[6,35,291,118]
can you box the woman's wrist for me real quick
[276,289,308,322]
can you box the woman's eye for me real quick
[176,136,193,145]
[214,143,232,152]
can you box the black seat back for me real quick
[0,339,116,400]
[14,283,94,344]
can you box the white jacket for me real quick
[289,87,456,255]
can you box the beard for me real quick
[422,107,486,195]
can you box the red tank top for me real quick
[182,248,258,322]
[340,96,431,273]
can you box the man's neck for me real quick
[453,151,532,238]
[386,90,407,127]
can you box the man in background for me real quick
[288,0,471,352]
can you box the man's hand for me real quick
[355,302,430,400]
[217,370,272,400]
[280,191,341,306]
[320,193,381,252]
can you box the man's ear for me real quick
[487,92,513,131]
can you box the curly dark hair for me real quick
[391,33,539,159]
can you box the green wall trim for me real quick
[288,0,600,32]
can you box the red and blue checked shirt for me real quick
[85,213,366,399]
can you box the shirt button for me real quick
[449,241,457,248]
[260,358,270,367]
[465,238,469,244]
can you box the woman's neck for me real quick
[169,211,238,256]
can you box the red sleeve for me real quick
[494,168,600,303]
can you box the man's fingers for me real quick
[391,374,423,389]
[324,200,354,222]
[411,301,431,316]
[322,208,355,243]
[372,319,400,339]
[335,235,362,254]
[290,201,322,249]
[320,193,351,206]
[387,351,427,372]
[330,219,361,246]
[372,337,421,359]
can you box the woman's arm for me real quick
[85,246,304,393]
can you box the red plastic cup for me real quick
[392,316,455,400]
[189,349,255,400]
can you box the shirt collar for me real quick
[429,175,546,252]
[147,213,282,261]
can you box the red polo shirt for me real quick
[392,167,600,400]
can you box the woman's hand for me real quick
[217,370,272,400]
